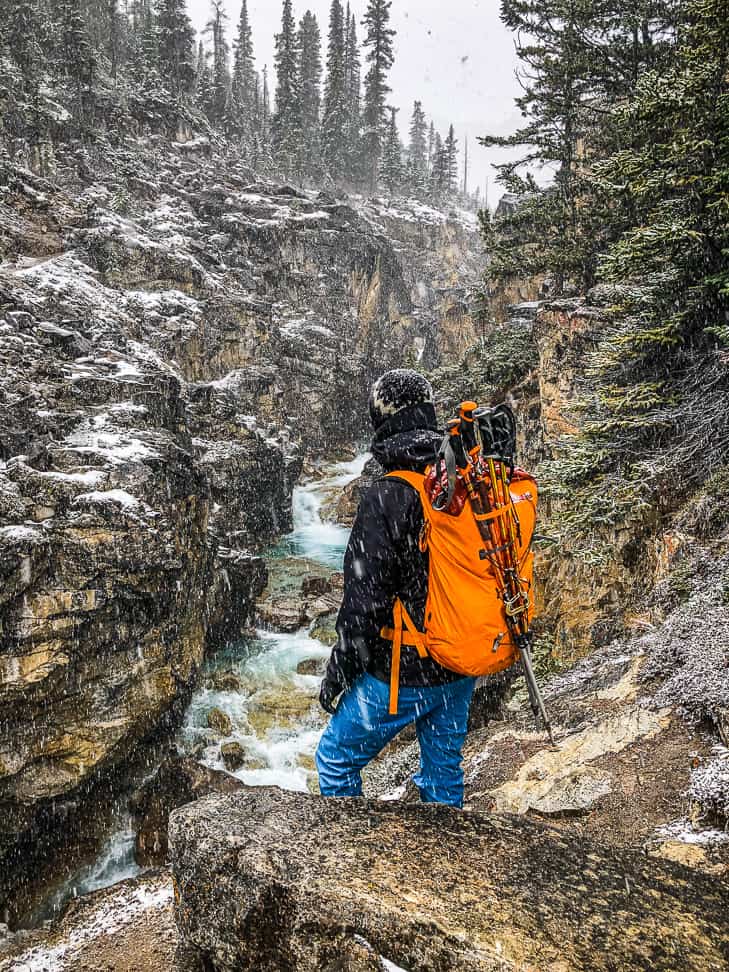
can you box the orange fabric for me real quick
[385,598,430,714]
[389,600,403,715]
[383,468,538,679]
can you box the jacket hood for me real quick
[370,402,443,472]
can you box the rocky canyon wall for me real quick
[362,197,485,366]
[0,139,428,901]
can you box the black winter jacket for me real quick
[325,403,466,690]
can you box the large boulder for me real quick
[170,788,729,972]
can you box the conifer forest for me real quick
[0,1,728,969]
[1,0,471,203]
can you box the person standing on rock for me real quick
[316,370,476,808]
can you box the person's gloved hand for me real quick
[319,673,343,715]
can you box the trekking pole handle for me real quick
[458,401,480,457]
[447,420,470,471]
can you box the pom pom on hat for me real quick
[369,369,435,429]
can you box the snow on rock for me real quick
[641,576,729,728]
[689,747,729,821]
[13,253,133,331]
[124,288,201,318]
[0,524,43,543]
[74,489,141,510]
[61,425,158,466]
[7,877,173,972]
[34,469,106,486]
[654,818,729,847]
[363,196,479,233]
[381,959,410,972]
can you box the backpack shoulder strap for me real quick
[383,469,426,488]
[382,469,428,504]
[379,471,430,716]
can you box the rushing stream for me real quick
[34,455,367,922]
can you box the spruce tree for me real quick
[297,10,322,181]
[194,39,215,119]
[427,120,435,174]
[260,63,272,162]
[108,0,120,79]
[380,105,402,194]
[157,0,196,98]
[232,0,256,137]
[407,100,428,194]
[272,0,300,176]
[343,5,361,182]
[5,0,44,89]
[0,0,46,139]
[128,0,161,94]
[361,0,395,190]
[204,0,230,125]
[321,0,347,181]
[444,124,458,196]
[481,0,683,294]
[554,0,729,537]
[429,131,446,200]
[57,0,95,119]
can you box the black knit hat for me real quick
[368,369,435,430]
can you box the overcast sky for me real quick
[188,0,525,204]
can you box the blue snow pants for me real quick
[315,672,476,808]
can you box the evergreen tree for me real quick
[343,5,361,182]
[429,131,446,199]
[157,0,196,97]
[427,120,435,174]
[444,123,458,195]
[272,0,300,176]
[297,10,322,180]
[321,0,346,180]
[481,0,683,294]
[4,0,44,89]
[232,0,256,139]
[361,0,395,190]
[552,0,729,537]
[204,0,230,125]
[108,0,120,79]
[407,100,428,193]
[194,39,214,118]
[128,0,161,94]
[260,63,272,161]
[380,105,402,194]
[57,0,95,119]
[0,0,46,140]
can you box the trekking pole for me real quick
[515,632,555,745]
[453,406,555,744]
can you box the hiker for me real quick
[315,370,477,808]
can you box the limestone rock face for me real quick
[0,299,270,898]
[363,198,484,366]
[170,788,729,972]
[531,297,702,654]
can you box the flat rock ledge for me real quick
[170,788,729,972]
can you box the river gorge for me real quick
[2,138,728,971]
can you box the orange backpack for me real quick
[380,468,538,714]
